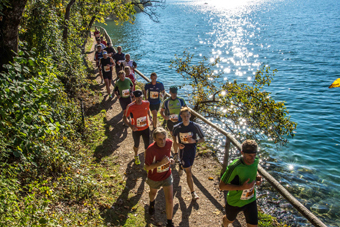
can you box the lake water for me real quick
[99,0,340,225]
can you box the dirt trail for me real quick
[86,37,246,227]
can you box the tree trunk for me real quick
[62,0,76,42]
[0,0,28,72]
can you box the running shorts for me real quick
[150,103,160,111]
[146,174,173,190]
[132,127,150,149]
[225,200,258,225]
[103,72,113,80]
[167,120,179,134]
[180,149,196,168]
[119,97,132,111]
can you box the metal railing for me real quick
[134,69,327,227]
[96,26,113,46]
[97,25,327,227]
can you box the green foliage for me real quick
[170,51,297,145]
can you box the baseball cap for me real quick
[103,51,107,55]
[133,90,143,98]
[170,86,178,93]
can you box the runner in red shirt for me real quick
[94,27,100,38]
[100,36,107,47]
[124,90,151,165]
[124,66,136,92]
[145,127,175,227]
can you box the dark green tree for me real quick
[170,51,297,145]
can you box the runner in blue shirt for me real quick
[173,107,205,201]
[144,72,165,130]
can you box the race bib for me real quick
[240,184,255,200]
[137,116,147,127]
[104,65,110,72]
[157,162,170,173]
[150,91,159,99]
[169,114,178,120]
[122,89,130,98]
[179,132,193,144]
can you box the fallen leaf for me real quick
[213,210,221,215]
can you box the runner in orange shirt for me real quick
[124,90,152,165]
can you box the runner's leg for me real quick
[108,79,112,94]
[152,109,158,129]
[184,166,194,192]
[104,78,110,94]
[171,134,178,154]
[149,187,158,203]
[223,215,234,227]
[163,184,174,220]
[132,131,141,157]
[99,67,103,82]
[141,128,150,161]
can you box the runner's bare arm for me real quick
[123,114,130,126]
[110,57,115,66]
[145,156,169,171]
[148,109,152,121]
[173,137,185,150]
[256,171,262,185]
[160,108,169,120]
[219,179,255,191]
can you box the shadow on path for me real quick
[101,158,146,226]
[193,174,224,211]
[93,110,128,162]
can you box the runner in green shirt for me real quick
[114,71,133,126]
[160,86,186,162]
[219,140,262,227]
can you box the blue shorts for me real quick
[179,149,196,168]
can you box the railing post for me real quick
[221,137,230,177]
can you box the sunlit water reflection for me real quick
[100,0,340,225]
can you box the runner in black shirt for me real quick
[104,42,116,57]
[173,107,205,201]
[100,51,115,98]
[113,46,125,74]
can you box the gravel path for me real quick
[86,37,246,227]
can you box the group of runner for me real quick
[94,27,262,227]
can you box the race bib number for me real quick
[240,184,255,200]
[157,162,170,173]
[179,132,193,144]
[137,116,147,127]
[169,114,178,120]
[150,91,159,99]
[104,65,110,72]
[122,89,130,98]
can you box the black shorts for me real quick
[225,200,258,225]
[150,103,160,111]
[119,97,132,111]
[166,120,179,134]
[132,128,150,149]
[103,72,112,80]
[180,149,196,168]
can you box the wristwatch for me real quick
[195,139,198,144]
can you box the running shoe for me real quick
[148,204,155,215]
[166,222,174,227]
[135,156,141,165]
[191,191,199,200]
[109,94,113,98]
